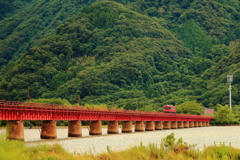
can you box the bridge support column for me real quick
[6,120,24,141]
[145,121,155,131]
[155,121,163,130]
[202,121,206,127]
[189,121,194,128]
[198,121,202,127]
[177,121,183,128]
[107,121,118,134]
[194,121,198,127]
[163,121,171,129]
[171,121,178,129]
[68,120,82,137]
[206,121,210,126]
[89,120,102,135]
[41,120,57,139]
[135,121,144,132]
[122,121,132,133]
[184,121,189,128]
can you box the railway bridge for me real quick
[0,100,213,141]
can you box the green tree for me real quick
[178,19,212,57]
[31,98,71,105]
[213,104,238,125]
[176,101,204,115]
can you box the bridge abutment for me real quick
[89,120,102,135]
[135,121,145,132]
[171,121,178,129]
[177,121,183,128]
[155,121,163,130]
[122,121,132,133]
[184,121,189,128]
[107,121,119,134]
[68,120,82,137]
[145,121,155,131]
[41,120,57,139]
[6,120,24,141]
[163,121,171,129]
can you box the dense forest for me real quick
[0,0,240,113]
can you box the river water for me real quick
[1,126,240,155]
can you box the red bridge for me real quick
[0,100,213,141]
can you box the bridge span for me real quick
[0,100,213,141]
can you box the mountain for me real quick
[199,43,240,107]
[0,0,240,110]
[0,0,96,66]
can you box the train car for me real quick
[163,105,176,113]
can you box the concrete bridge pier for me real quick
[202,121,206,127]
[41,120,57,139]
[184,121,189,128]
[189,121,194,128]
[163,121,171,129]
[6,120,24,141]
[206,121,210,126]
[199,121,202,127]
[68,120,82,137]
[155,121,163,130]
[177,121,184,128]
[145,121,155,131]
[194,121,198,127]
[198,121,202,127]
[171,121,178,129]
[89,120,102,135]
[107,121,119,134]
[122,121,132,133]
[135,121,145,132]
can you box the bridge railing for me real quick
[0,100,213,119]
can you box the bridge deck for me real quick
[0,100,213,121]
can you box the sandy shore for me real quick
[1,126,240,155]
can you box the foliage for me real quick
[0,1,195,108]
[176,101,205,115]
[84,103,108,108]
[178,19,212,56]
[0,0,97,67]
[78,133,240,160]
[0,0,240,111]
[232,105,240,119]
[162,133,197,156]
[0,135,76,160]
[1,133,240,159]
[30,98,71,105]
[128,0,240,46]
[203,142,240,160]
[212,104,238,125]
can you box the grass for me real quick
[0,134,76,160]
[1,133,240,160]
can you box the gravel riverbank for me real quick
[1,126,240,155]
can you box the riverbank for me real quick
[1,126,239,155]
[1,130,240,160]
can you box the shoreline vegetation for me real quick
[1,133,240,160]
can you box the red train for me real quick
[163,105,176,113]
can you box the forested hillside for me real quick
[0,0,239,111]
[0,0,96,66]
